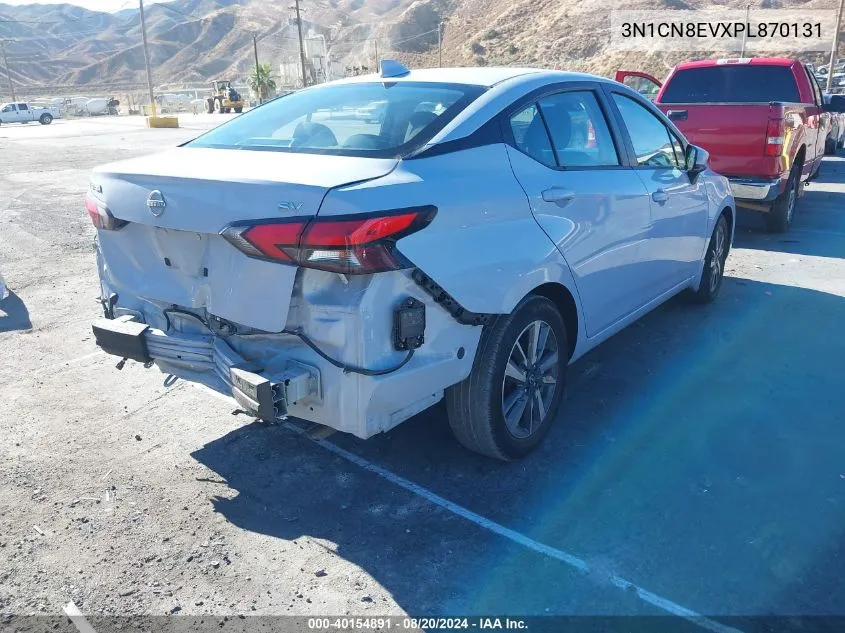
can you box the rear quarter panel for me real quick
[318,143,585,330]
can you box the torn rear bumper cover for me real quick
[91,317,319,420]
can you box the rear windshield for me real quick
[188,81,485,158]
[661,66,800,104]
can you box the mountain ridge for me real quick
[0,0,841,95]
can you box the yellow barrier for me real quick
[146,115,180,128]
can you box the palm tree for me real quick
[248,63,277,104]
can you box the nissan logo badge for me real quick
[147,190,166,216]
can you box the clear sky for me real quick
[0,0,171,11]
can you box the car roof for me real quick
[330,66,604,88]
[676,57,797,70]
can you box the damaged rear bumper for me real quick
[92,316,320,420]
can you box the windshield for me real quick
[661,65,800,104]
[188,81,486,158]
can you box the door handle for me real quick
[651,189,669,204]
[541,187,575,207]
[667,110,688,121]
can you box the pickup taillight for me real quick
[765,119,785,157]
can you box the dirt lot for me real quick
[1,116,844,630]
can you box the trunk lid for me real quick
[93,147,397,332]
[656,103,782,177]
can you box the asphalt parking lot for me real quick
[1,116,844,630]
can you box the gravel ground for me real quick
[1,117,844,629]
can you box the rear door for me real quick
[503,83,655,336]
[607,89,709,290]
[16,104,31,121]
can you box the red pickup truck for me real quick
[617,58,845,232]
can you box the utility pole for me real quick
[0,40,16,102]
[253,33,262,103]
[827,0,844,93]
[438,21,443,67]
[740,5,750,57]
[374,40,379,69]
[138,0,156,116]
[291,0,309,88]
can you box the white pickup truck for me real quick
[0,102,60,125]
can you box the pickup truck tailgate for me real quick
[657,103,777,177]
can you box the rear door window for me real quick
[17,103,28,111]
[188,82,485,158]
[537,91,619,167]
[661,66,800,104]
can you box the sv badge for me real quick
[279,201,304,211]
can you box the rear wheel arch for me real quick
[794,145,807,176]
[526,282,578,360]
[720,205,734,242]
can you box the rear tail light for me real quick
[85,195,127,231]
[221,207,437,274]
[765,118,785,157]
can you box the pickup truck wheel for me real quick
[765,165,799,233]
[825,138,835,155]
[445,295,568,461]
[39,113,53,125]
[691,214,729,304]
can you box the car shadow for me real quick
[191,278,845,617]
[733,162,845,259]
[0,291,32,333]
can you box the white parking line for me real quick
[191,383,739,632]
[63,601,98,633]
[285,423,741,633]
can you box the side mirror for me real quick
[685,144,709,181]
[824,94,845,113]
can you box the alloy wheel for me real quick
[709,219,727,293]
[501,320,559,439]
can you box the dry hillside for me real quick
[0,0,841,91]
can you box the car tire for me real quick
[234,106,243,113]
[39,114,53,125]
[445,295,568,461]
[765,164,799,233]
[691,214,730,304]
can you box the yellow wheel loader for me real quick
[206,80,244,114]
